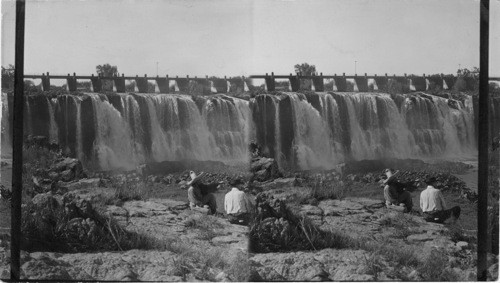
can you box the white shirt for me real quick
[224,187,253,214]
[420,185,447,212]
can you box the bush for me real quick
[21,194,164,253]
[249,202,360,253]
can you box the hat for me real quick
[426,176,437,184]
[189,171,197,180]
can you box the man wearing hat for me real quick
[420,176,461,223]
[224,178,254,225]
[187,171,217,215]
[382,168,413,212]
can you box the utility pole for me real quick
[156,62,159,77]
[11,0,25,280]
[355,61,357,75]
[477,0,489,280]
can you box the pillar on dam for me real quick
[41,73,51,91]
[90,75,102,92]
[136,75,149,93]
[289,74,300,92]
[113,75,126,93]
[176,77,189,92]
[265,73,275,91]
[312,73,325,92]
[354,74,368,92]
[212,77,228,93]
[155,76,169,93]
[334,74,347,92]
[374,75,388,91]
[412,75,427,91]
[66,73,77,92]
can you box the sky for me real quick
[1,0,500,78]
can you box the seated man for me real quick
[420,177,461,223]
[224,178,254,225]
[382,168,413,212]
[187,171,217,215]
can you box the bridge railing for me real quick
[18,72,500,93]
[21,73,248,93]
[250,72,500,92]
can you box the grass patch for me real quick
[184,214,224,241]
[167,238,250,281]
[378,213,418,239]
[360,238,467,281]
[295,175,353,205]
[21,193,165,253]
[249,202,360,253]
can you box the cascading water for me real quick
[251,91,478,170]
[0,90,492,172]
[1,92,251,170]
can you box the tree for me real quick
[455,67,479,91]
[294,63,317,90]
[96,64,118,91]
[96,64,118,77]
[294,63,316,76]
[457,67,479,79]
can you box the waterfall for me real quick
[0,90,490,172]
[251,91,478,170]
[3,92,251,170]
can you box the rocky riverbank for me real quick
[0,140,251,281]
[246,156,496,281]
[247,186,496,281]
[0,179,249,281]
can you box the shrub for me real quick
[21,195,164,253]
[249,203,360,253]
[297,174,350,204]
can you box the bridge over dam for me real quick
[13,72,500,94]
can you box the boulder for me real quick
[50,158,85,182]
[250,157,281,182]
[31,192,61,210]
[21,256,72,280]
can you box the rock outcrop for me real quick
[250,157,281,182]
[3,189,249,281]
[248,187,480,281]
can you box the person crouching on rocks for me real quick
[382,168,413,212]
[224,178,254,225]
[420,177,461,224]
[187,171,217,215]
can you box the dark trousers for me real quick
[227,212,250,225]
[423,206,461,223]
